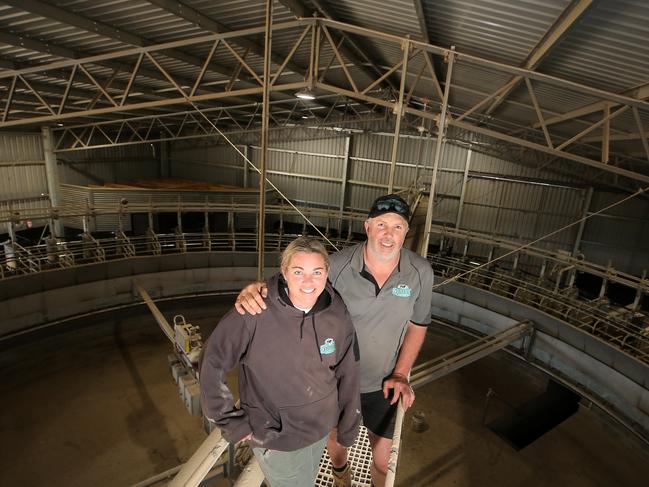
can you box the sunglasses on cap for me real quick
[375,198,408,213]
[369,195,410,220]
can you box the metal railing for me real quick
[2,203,647,366]
[432,255,649,363]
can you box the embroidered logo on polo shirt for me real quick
[392,284,412,297]
[320,338,336,355]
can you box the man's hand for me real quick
[383,373,415,409]
[234,282,268,315]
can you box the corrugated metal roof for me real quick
[421,0,572,65]
[0,0,648,190]
[539,0,649,92]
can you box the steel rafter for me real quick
[484,0,595,116]
[4,17,649,189]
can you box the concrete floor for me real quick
[1,296,647,487]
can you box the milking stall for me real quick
[1,1,649,486]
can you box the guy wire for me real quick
[184,95,646,291]
[188,100,340,251]
[432,185,649,291]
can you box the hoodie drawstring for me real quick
[299,313,305,339]
[312,314,322,362]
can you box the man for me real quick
[235,194,434,487]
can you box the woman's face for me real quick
[282,252,328,310]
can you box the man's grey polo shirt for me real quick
[329,243,434,393]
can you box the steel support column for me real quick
[338,135,352,234]
[572,187,594,257]
[160,139,170,177]
[419,48,455,257]
[257,0,273,281]
[242,145,250,187]
[387,39,410,193]
[41,126,64,238]
[455,146,472,229]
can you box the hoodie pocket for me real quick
[244,404,282,443]
[277,390,338,441]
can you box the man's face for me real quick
[364,212,409,262]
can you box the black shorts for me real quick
[361,390,398,439]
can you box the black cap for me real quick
[368,194,410,221]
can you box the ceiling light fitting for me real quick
[295,88,316,100]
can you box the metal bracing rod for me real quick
[319,18,649,111]
[450,118,649,186]
[257,0,273,281]
[387,39,410,193]
[536,81,649,129]
[455,79,517,123]
[420,47,455,257]
[455,146,472,229]
[524,78,553,149]
[632,107,649,163]
[135,283,175,343]
[413,0,444,102]
[0,19,307,81]
[410,321,533,389]
[321,25,359,93]
[602,103,611,163]
[149,0,305,80]
[555,105,629,151]
[53,113,384,152]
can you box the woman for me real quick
[200,236,360,486]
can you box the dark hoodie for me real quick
[200,273,361,451]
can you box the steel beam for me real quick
[484,0,594,115]
[536,81,649,129]
[455,146,472,229]
[387,40,410,193]
[257,0,273,281]
[41,127,64,238]
[410,321,534,389]
[3,0,236,79]
[338,135,352,234]
[572,187,594,257]
[420,48,455,256]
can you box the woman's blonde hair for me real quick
[280,236,330,272]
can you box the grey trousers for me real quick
[252,435,328,487]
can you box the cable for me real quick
[187,100,340,251]
[432,185,649,291]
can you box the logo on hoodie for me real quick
[392,284,412,297]
[320,338,336,355]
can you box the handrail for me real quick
[167,428,229,487]
[2,231,647,365]
[3,201,646,294]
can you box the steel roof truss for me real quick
[524,78,553,150]
[2,76,17,123]
[321,25,358,93]
[17,75,56,115]
[221,40,263,86]
[271,26,311,86]
[633,107,649,163]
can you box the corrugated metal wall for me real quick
[581,191,649,274]
[38,132,640,276]
[169,132,588,253]
[0,133,47,200]
[58,144,160,185]
[170,143,244,187]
